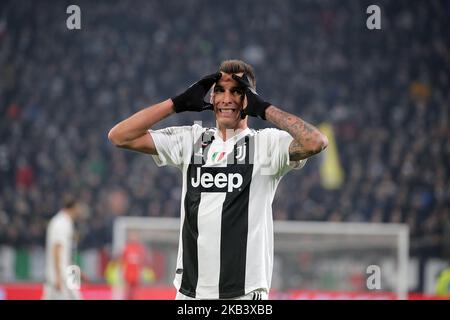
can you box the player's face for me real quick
[73,203,87,221]
[211,72,247,130]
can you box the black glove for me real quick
[232,74,271,120]
[171,72,222,113]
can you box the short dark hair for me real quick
[219,59,256,89]
[63,194,78,209]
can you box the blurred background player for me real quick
[42,195,86,300]
[122,230,147,300]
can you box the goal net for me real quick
[112,217,409,299]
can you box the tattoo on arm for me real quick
[265,106,325,161]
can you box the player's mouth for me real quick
[218,108,237,115]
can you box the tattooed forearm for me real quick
[265,106,328,160]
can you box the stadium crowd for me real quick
[0,0,449,260]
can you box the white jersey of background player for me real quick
[42,196,84,300]
[109,60,328,299]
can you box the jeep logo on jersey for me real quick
[190,167,243,192]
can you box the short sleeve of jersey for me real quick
[149,125,197,169]
[259,128,307,178]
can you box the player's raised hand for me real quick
[171,72,222,113]
[232,74,271,120]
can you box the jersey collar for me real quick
[214,127,251,144]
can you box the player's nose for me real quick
[222,90,234,104]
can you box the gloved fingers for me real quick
[232,73,251,88]
[198,72,222,89]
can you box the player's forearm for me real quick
[108,99,175,146]
[265,105,328,158]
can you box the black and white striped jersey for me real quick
[150,124,306,299]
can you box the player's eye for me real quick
[231,88,244,95]
[213,86,224,93]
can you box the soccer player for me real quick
[122,231,147,300]
[42,195,85,300]
[108,60,328,300]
